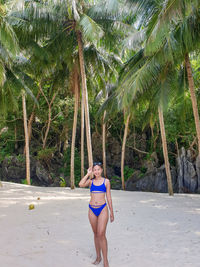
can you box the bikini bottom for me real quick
[89,203,107,217]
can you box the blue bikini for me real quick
[89,178,107,217]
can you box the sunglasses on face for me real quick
[93,162,103,167]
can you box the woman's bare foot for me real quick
[92,257,102,265]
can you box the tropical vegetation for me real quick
[0,0,200,195]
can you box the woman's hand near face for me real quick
[87,167,93,177]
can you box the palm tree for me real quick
[116,47,175,195]
[121,112,130,190]
[81,81,85,178]
[22,90,31,185]
[26,90,40,145]
[70,65,80,189]
[1,56,38,185]
[3,63,38,186]
[158,105,173,195]
[129,0,200,155]
[98,86,129,190]
[102,103,107,177]
[185,53,200,154]
[76,30,94,168]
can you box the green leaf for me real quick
[79,14,104,42]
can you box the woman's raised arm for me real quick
[79,167,92,188]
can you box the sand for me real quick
[0,181,200,267]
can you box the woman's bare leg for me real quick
[88,208,102,264]
[97,206,109,267]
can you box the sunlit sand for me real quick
[0,182,200,267]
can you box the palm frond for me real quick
[0,15,19,57]
[0,60,6,85]
[79,13,104,43]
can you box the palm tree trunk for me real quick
[102,110,107,177]
[22,92,30,185]
[43,105,52,148]
[121,113,130,190]
[81,85,85,178]
[63,123,69,152]
[77,31,93,167]
[14,123,18,150]
[70,69,79,189]
[28,90,40,142]
[158,105,173,196]
[185,53,200,154]
[23,90,40,154]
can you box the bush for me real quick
[37,147,55,165]
[124,166,134,181]
[21,178,32,185]
[0,132,15,162]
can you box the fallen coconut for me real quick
[29,204,35,210]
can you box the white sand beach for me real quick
[0,182,200,267]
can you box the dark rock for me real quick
[3,165,26,183]
[92,132,102,162]
[196,155,200,193]
[113,166,121,176]
[1,156,26,183]
[110,176,122,190]
[107,137,121,167]
[1,155,54,186]
[124,147,134,166]
[50,176,61,187]
[176,147,198,193]
[1,142,200,193]
[143,159,156,173]
[36,162,52,185]
[126,170,142,185]
[106,166,116,178]
[151,152,159,167]
[125,165,177,193]
[108,137,121,155]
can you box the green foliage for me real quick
[37,148,55,163]
[21,178,32,185]
[138,172,145,178]
[124,165,134,181]
[165,100,196,148]
[16,154,25,163]
[140,166,147,174]
[0,0,200,190]
[110,175,121,188]
[0,131,15,162]
[60,147,83,187]
[59,176,66,187]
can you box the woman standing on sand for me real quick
[79,162,114,267]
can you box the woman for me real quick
[79,162,114,267]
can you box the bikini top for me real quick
[90,178,107,193]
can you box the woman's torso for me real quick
[89,177,106,205]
